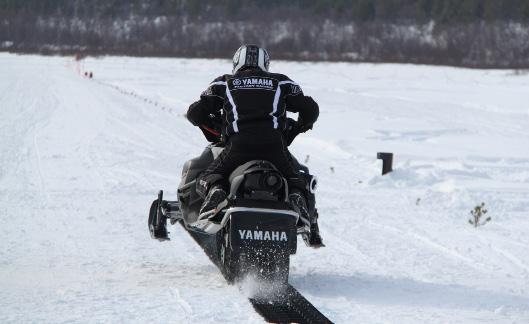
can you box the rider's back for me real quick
[190,68,317,144]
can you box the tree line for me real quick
[2,0,529,22]
[1,0,528,68]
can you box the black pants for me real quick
[196,134,303,197]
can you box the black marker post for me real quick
[377,152,394,175]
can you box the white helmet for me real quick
[232,44,270,74]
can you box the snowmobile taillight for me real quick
[266,174,278,186]
[262,172,282,192]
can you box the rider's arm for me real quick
[186,77,226,142]
[287,95,319,132]
[186,98,222,127]
[186,94,223,127]
[283,82,319,132]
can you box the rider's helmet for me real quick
[232,44,270,74]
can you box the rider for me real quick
[186,44,323,247]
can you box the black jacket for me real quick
[187,68,319,142]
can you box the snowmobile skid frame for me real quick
[148,190,332,323]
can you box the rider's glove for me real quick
[297,117,313,133]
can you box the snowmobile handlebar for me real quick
[284,118,302,146]
[201,124,220,137]
[199,117,302,146]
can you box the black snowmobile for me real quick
[147,119,319,284]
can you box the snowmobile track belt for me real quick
[250,284,333,323]
[180,222,333,323]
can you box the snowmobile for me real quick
[147,119,319,284]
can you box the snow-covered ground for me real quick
[1,53,529,323]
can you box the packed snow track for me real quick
[1,54,529,323]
